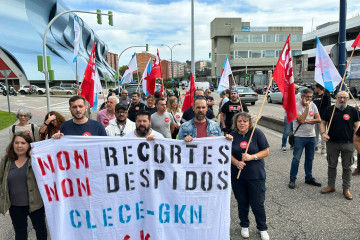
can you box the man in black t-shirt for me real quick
[312,83,331,153]
[205,89,215,111]
[221,89,249,134]
[128,92,146,122]
[320,91,359,200]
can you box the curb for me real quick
[258,115,284,133]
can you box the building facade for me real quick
[210,18,303,85]
[106,52,118,71]
[136,52,155,76]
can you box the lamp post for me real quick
[42,10,113,112]
[161,44,181,83]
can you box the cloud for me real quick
[67,0,360,66]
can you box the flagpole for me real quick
[231,72,244,108]
[343,82,360,108]
[136,77,144,94]
[76,59,79,95]
[237,77,274,179]
[326,48,356,135]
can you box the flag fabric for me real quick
[92,66,102,111]
[314,37,342,91]
[147,49,162,95]
[351,32,360,49]
[73,15,80,63]
[120,53,138,85]
[217,56,232,94]
[272,34,297,124]
[81,43,96,107]
[142,58,152,96]
[181,73,196,112]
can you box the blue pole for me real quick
[338,0,347,90]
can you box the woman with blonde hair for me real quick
[167,96,182,139]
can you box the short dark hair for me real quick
[301,88,313,97]
[155,97,166,106]
[194,89,204,97]
[315,83,325,91]
[135,110,151,121]
[6,132,32,161]
[154,92,161,99]
[69,95,85,107]
[132,92,140,97]
[193,96,207,106]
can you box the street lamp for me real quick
[161,43,181,83]
[42,10,113,112]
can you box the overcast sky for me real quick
[66,0,360,66]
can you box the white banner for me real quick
[31,136,231,240]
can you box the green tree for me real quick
[119,65,128,76]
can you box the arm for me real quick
[170,123,176,133]
[220,112,226,129]
[231,155,246,170]
[354,121,359,133]
[304,112,321,124]
[354,134,360,153]
[296,102,310,124]
[242,148,270,161]
[320,120,330,142]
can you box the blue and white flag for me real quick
[142,58,152,96]
[119,53,138,85]
[92,66,102,111]
[315,37,342,91]
[73,15,80,63]
[217,56,232,94]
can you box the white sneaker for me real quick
[241,227,249,238]
[321,147,326,154]
[260,230,270,240]
[281,147,286,152]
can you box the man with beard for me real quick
[54,95,106,137]
[181,89,215,124]
[221,89,249,134]
[320,91,359,200]
[105,103,136,136]
[128,92,146,122]
[124,110,164,139]
[119,90,131,105]
[178,96,222,141]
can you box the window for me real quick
[292,50,302,56]
[291,34,302,42]
[276,34,287,42]
[264,34,275,42]
[263,50,275,58]
[251,34,262,43]
[275,50,282,58]
[234,34,249,43]
[238,51,248,58]
[250,50,262,58]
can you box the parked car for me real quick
[19,85,46,95]
[237,86,258,105]
[50,86,76,95]
[120,83,161,96]
[195,82,210,91]
[60,83,77,90]
[267,86,307,104]
[180,80,188,87]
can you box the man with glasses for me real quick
[119,90,131,105]
[320,91,359,200]
[97,96,118,128]
[288,88,321,189]
[205,89,215,111]
[105,103,135,137]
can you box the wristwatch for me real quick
[254,154,258,160]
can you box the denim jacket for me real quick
[178,118,222,140]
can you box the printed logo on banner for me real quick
[164,117,170,123]
[103,119,109,125]
[82,132,92,136]
[240,141,248,149]
[343,114,350,120]
[309,111,314,117]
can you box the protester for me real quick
[99,92,118,110]
[230,112,270,240]
[172,86,181,103]
[205,89,215,111]
[124,110,164,139]
[106,103,136,137]
[320,91,359,200]
[221,89,249,134]
[167,96,183,139]
[181,89,215,124]
[128,92,146,122]
[288,88,321,189]
[216,90,228,119]
[312,83,331,153]
[53,95,106,137]
[281,85,300,151]
[178,96,222,141]
[0,132,47,240]
[97,95,118,128]
[9,108,39,142]
[39,111,65,140]
[145,95,157,115]
[119,89,131,105]
[151,98,176,138]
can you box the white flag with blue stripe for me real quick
[119,53,138,85]
[73,15,80,63]
[92,66,102,111]
[315,37,342,91]
[142,58,151,96]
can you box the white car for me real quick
[19,85,46,95]
[267,86,307,104]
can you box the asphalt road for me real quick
[0,92,359,240]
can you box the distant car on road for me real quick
[237,86,258,105]
[19,85,46,95]
[50,86,76,95]
[267,86,307,104]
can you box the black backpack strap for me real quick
[12,125,16,133]
[31,124,35,138]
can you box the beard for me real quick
[195,113,205,121]
[336,103,347,111]
[72,112,85,120]
[117,118,126,124]
[136,125,150,137]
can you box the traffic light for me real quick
[209,52,211,59]
[146,44,149,51]
[97,9,102,24]
[245,74,248,80]
[108,11,113,26]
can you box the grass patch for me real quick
[0,111,17,130]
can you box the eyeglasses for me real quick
[337,96,349,99]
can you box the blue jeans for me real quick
[290,136,316,181]
[282,116,293,148]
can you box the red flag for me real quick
[272,34,297,123]
[181,73,196,112]
[81,43,96,107]
[147,49,162,95]
[352,32,360,48]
